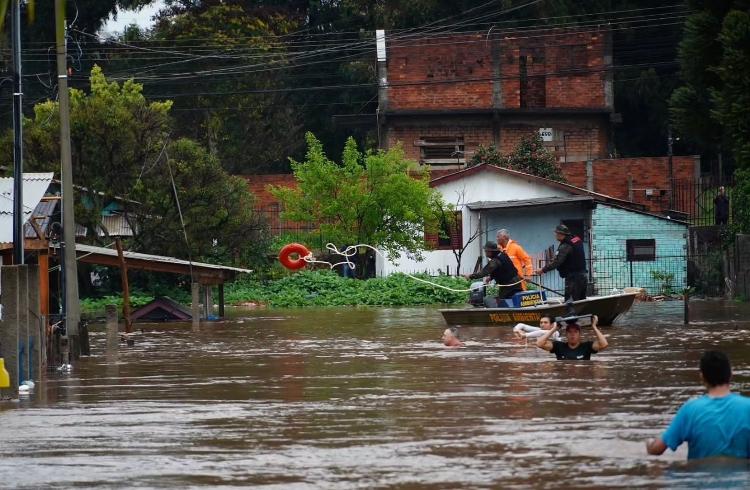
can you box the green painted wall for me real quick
[592,204,687,295]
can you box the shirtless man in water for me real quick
[442,328,464,348]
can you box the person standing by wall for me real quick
[714,186,730,226]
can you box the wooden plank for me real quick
[115,239,132,334]
[38,252,50,317]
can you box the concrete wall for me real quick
[591,204,688,294]
[0,265,42,398]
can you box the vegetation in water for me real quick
[225,270,470,307]
[80,293,154,317]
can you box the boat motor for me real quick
[469,281,486,307]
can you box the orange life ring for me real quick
[278,243,310,270]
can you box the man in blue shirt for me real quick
[646,351,750,460]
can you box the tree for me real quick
[711,10,750,171]
[132,138,269,265]
[4,65,172,233]
[433,188,482,276]
[469,133,566,182]
[143,4,304,174]
[1,66,266,265]
[271,132,441,263]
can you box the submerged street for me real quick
[2,301,750,488]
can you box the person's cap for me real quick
[565,322,581,332]
[554,224,572,235]
[483,241,499,251]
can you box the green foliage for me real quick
[271,133,442,260]
[132,138,270,265]
[688,250,724,296]
[710,10,750,170]
[80,293,154,317]
[469,133,566,182]
[731,168,750,234]
[2,66,268,266]
[650,270,676,296]
[7,65,173,234]
[225,270,469,307]
[147,4,303,174]
[670,2,750,163]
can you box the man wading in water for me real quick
[535,315,608,360]
[442,328,464,348]
[646,350,750,460]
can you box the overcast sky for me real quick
[101,1,165,34]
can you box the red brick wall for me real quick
[386,124,496,163]
[386,30,609,110]
[387,34,493,110]
[562,156,698,212]
[386,121,609,163]
[244,174,297,208]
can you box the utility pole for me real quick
[55,0,81,358]
[11,0,24,265]
[667,125,674,211]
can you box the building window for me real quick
[427,211,462,250]
[519,54,546,109]
[415,137,465,165]
[626,239,656,262]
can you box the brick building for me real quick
[378,29,615,168]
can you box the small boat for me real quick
[440,292,638,327]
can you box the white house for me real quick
[376,164,688,295]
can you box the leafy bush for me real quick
[80,293,155,316]
[225,270,470,307]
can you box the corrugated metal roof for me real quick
[98,215,134,237]
[0,173,54,244]
[24,199,57,239]
[68,243,253,274]
[466,196,594,210]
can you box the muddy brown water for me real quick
[2,301,750,489]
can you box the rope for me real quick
[303,243,524,293]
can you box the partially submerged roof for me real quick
[467,196,595,210]
[52,243,252,285]
[0,172,54,245]
[131,296,193,322]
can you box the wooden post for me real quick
[115,239,132,334]
[191,283,200,327]
[204,286,212,320]
[105,305,119,353]
[684,289,689,325]
[38,252,49,317]
[218,283,225,319]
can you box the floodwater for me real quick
[2,301,750,489]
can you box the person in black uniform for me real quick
[464,241,523,302]
[534,224,588,301]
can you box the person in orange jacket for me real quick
[496,229,533,289]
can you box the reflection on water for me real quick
[2,301,750,488]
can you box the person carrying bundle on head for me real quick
[536,315,608,360]
[463,241,523,304]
